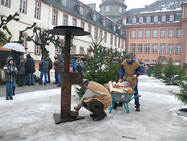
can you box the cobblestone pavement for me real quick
[0,82,59,97]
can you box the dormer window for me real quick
[162,15,166,22]
[61,0,67,6]
[105,6,110,12]
[103,17,106,26]
[169,15,174,22]
[154,16,158,22]
[139,17,143,23]
[93,12,96,22]
[113,25,116,31]
[132,17,136,24]
[146,16,151,23]
[80,5,83,15]
[119,7,122,14]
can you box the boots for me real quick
[12,86,15,96]
[10,96,13,100]
[92,113,106,121]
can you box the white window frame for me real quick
[131,30,136,38]
[63,14,68,25]
[70,46,76,54]
[146,16,151,23]
[20,0,26,13]
[145,44,150,54]
[138,30,143,38]
[52,9,58,25]
[80,6,83,15]
[105,6,110,12]
[160,44,166,54]
[153,29,158,38]
[139,17,143,23]
[146,30,151,38]
[35,45,40,55]
[161,29,166,38]
[177,29,182,38]
[1,0,9,6]
[81,21,84,29]
[176,44,182,54]
[131,44,135,53]
[169,29,174,38]
[21,34,27,48]
[152,44,158,54]
[168,44,174,54]
[138,44,143,53]
[57,47,62,53]
[132,17,136,24]
[154,16,158,22]
[119,7,122,13]
[72,18,77,26]
[34,1,41,19]
[162,15,166,22]
[62,0,67,6]
[169,15,174,22]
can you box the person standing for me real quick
[25,54,35,86]
[53,55,58,84]
[17,55,25,87]
[47,56,52,83]
[54,55,64,87]
[3,57,18,100]
[75,57,84,72]
[118,52,141,111]
[39,56,49,85]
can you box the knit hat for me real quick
[125,52,131,59]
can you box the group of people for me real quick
[74,52,141,121]
[3,51,141,122]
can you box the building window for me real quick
[62,0,66,6]
[88,24,91,33]
[152,60,157,63]
[1,0,10,7]
[70,46,76,54]
[105,6,110,12]
[81,21,84,29]
[153,29,158,38]
[138,60,142,63]
[118,38,120,48]
[162,15,166,22]
[146,17,151,23]
[138,44,142,53]
[169,29,174,37]
[34,1,41,19]
[169,15,174,22]
[161,29,166,38]
[93,13,96,22]
[132,17,136,24]
[138,30,143,38]
[152,44,158,54]
[110,34,113,45]
[131,30,136,38]
[145,60,149,63]
[20,0,27,13]
[146,30,151,38]
[177,29,182,38]
[72,18,77,26]
[131,44,135,53]
[56,47,62,53]
[63,14,68,25]
[113,25,116,32]
[168,44,174,54]
[52,9,58,25]
[160,44,166,54]
[35,45,40,55]
[119,7,122,13]
[154,16,158,22]
[114,37,117,46]
[79,47,84,54]
[80,6,83,15]
[139,17,143,23]
[176,44,181,54]
[145,44,150,54]
[94,27,98,39]
[104,32,107,43]
[99,30,102,40]
[103,18,106,26]
[21,33,27,48]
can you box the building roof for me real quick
[125,0,186,15]
[43,0,124,38]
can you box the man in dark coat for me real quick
[47,56,52,83]
[39,56,49,85]
[25,54,35,86]
[17,55,25,87]
[54,55,64,87]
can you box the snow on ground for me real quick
[0,75,187,141]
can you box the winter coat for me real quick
[39,59,49,71]
[54,58,64,75]
[17,55,25,75]
[121,60,140,89]
[25,54,35,74]
[3,56,18,82]
[83,81,112,110]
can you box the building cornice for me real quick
[99,2,127,8]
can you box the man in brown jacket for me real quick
[74,80,112,121]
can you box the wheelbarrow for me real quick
[108,91,139,113]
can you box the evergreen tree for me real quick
[153,61,163,79]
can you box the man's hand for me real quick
[119,79,122,82]
[74,106,80,111]
[132,75,137,79]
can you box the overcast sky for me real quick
[79,0,157,11]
